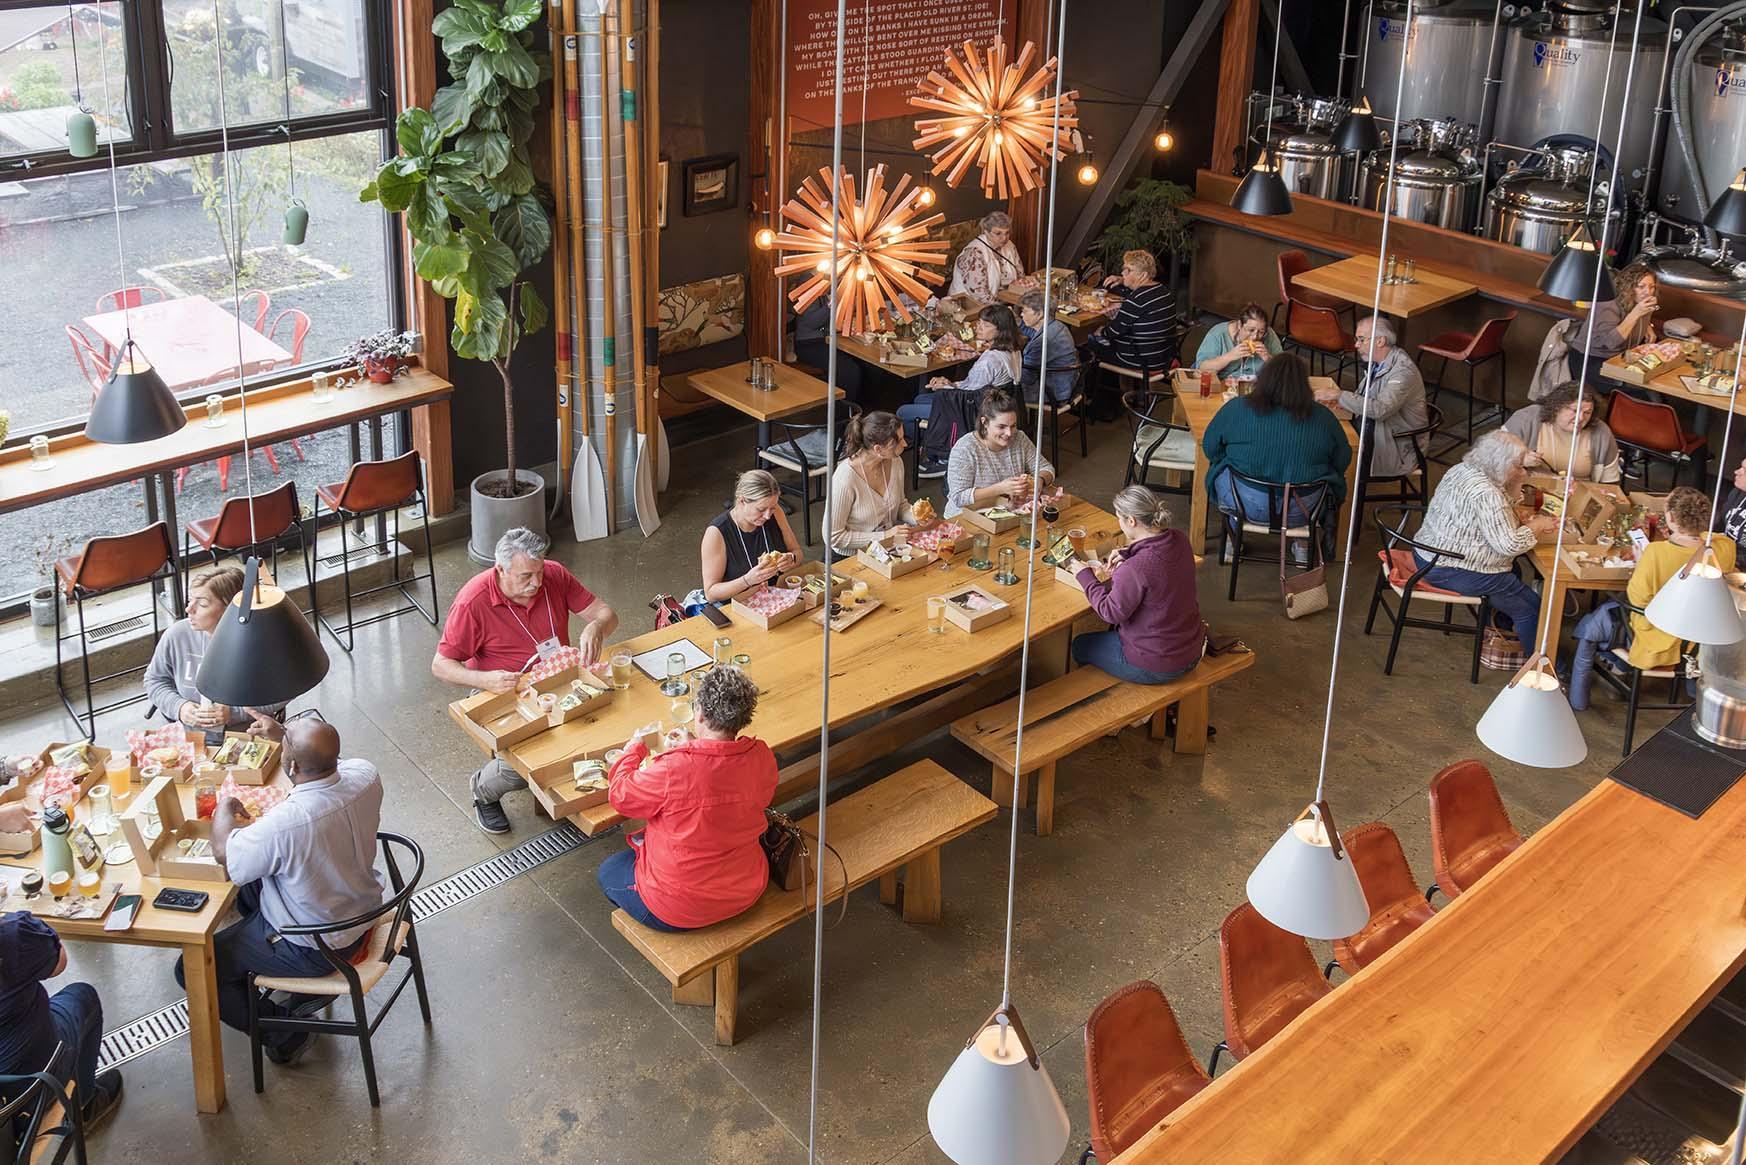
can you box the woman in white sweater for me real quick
[828,411,936,556]
[1413,430,1558,649]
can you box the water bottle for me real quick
[41,805,74,882]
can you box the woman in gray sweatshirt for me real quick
[144,566,286,735]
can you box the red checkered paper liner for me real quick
[221,776,287,819]
[740,586,803,616]
[33,768,84,810]
[1013,487,1067,515]
[126,725,196,768]
[524,645,580,685]
[909,522,965,552]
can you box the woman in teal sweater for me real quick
[1203,353,1351,558]
[1193,303,1283,381]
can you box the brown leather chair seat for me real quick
[1216,901,1332,1069]
[1332,822,1437,975]
[1428,759,1523,899]
[1081,980,1210,1161]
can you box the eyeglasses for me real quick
[285,708,326,725]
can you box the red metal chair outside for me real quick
[65,324,111,405]
[182,481,305,601]
[1329,823,1437,977]
[95,285,166,314]
[1417,309,1515,451]
[268,309,311,363]
[53,522,177,739]
[241,289,271,333]
[309,451,440,652]
[1427,759,1523,901]
[1208,901,1332,1075]
[1607,392,1708,489]
[1080,981,1210,1163]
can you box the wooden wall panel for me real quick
[1209,0,1257,178]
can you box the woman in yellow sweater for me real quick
[1626,487,1737,670]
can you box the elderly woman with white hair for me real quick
[698,469,803,604]
[1413,430,1558,649]
[948,211,1025,301]
[432,526,620,835]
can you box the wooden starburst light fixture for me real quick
[774,164,949,335]
[910,39,1079,200]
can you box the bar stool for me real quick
[1416,310,1515,452]
[54,522,176,740]
[1607,393,1708,489]
[308,451,439,653]
[181,481,305,603]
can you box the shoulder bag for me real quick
[1279,485,1329,620]
[760,809,849,926]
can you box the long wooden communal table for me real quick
[1168,370,1360,557]
[1600,351,1746,418]
[1112,770,1746,1164]
[834,334,978,384]
[450,499,1126,833]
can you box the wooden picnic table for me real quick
[1112,764,1746,1163]
[83,295,291,391]
[1291,253,1478,320]
[1167,370,1359,558]
[450,499,1124,833]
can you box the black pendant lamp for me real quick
[196,558,329,708]
[1537,223,1607,302]
[1333,96,1382,153]
[1233,148,1293,216]
[86,341,185,443]
[1706,168,1746,239]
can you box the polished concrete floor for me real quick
[1,407,1638,1164]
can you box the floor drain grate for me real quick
[87,615,148,642]
[318,544,391,570]
[94,822,600,1072]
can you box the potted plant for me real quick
[1090,178,1197,308]
[361,0,552,559]
[343,330,419,383]
[31,536,70,629]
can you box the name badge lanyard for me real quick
[507,588,562,668]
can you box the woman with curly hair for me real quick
[1500,380,1622,483]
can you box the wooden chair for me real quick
[53,522,176,740]
[1079,982,1210,1163]
[1587,598,1693,755]
[180,481,306,605]
[0,1042,87,1165]
[1119,388,1195,496]
[1352,403,1441,516]
[1363,506,1492,684]
[1328,822,1437,977]
[1426,759,1523,901]
[1221,469,1330,602]
[309,451,440,653]
[247,832,431,1107]
[1208,901,1332,1075]
[1417,310,1514,451]
[756,403,861,546]
[1607,392,1708,490]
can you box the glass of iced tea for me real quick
[610,652,633,690]
[194,780,218,821]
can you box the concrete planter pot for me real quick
[29,586,60,628]
[469,469,546,565]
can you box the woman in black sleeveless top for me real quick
[699,469,803,604]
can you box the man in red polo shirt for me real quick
[432,527,618,834]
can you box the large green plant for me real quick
[1090,178,1196,277]
[361,0,551,496]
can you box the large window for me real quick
[0,0,398,603]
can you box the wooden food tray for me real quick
[1558,544,1638,582]
[515,672,614,728]
[119,774,228,882]
[941,584,1010,632]
[814,598,882,632]
[857,546,935,579]
[731,585,811,630]
[36,743,112,801]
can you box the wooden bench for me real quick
[950,650,1255,836]
[609,759,996,1045]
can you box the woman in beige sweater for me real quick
[828,411,936,556]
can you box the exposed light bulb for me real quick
[1154,129,1174,152]
[754,226,776,250]
[993,129,1004,146]
[916,185,937,208]
[953,125,970,138]
[815,258,832,273]
[1076,160,1098,186]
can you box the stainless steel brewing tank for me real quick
[1656,20,1746,223]
[1362,149,1484,230]
[1494,8,1669,189]
[1361,0,1496,126]
[1695,584,1746,747]
[1636,244,1746,299]
[1252,123,1344,200]
[1483,172,1600,253]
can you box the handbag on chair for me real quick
[1278,485,1329,620]
[1480,618,1528,671]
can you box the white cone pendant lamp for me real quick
[1645,537,1745,646]
[1246,801,1369,940]
[1477,654,1588,768]
[928,1006,1070,1165]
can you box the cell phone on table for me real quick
[105,894,142,932]
[701,604,732,629]
[153,887,210,912]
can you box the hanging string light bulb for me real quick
[910,39,1078,200]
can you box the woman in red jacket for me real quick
[1068,486,1205,683]
[598,666,777,931]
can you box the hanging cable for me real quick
[1704,320,1746,534]
[277,0,300,214]
[804,0,848,1158]
[94,4,136,353]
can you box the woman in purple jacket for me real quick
[1069,486,1205,683]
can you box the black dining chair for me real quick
[246,832,431,1107]
[1352,403,1442,515]
[1364,506,1494,684]
[756,403,862,546]
[0,1042,86,1165]
[1587,598,1693,755]
[1223,470,1330,602]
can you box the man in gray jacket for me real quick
[1316,315,1428,480]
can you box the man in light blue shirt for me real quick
[173,717,385,1066]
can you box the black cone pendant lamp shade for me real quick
[1232,149,1293,217]
[1706,169,1746,239]
[85,340,187,444]
[196,558,330,708]
[1537,223,1606,302]
[1333,96,1382,153]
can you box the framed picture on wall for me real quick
[657,159,670,228]
[682,154,738,217]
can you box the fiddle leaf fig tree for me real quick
[361,0,552,498]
